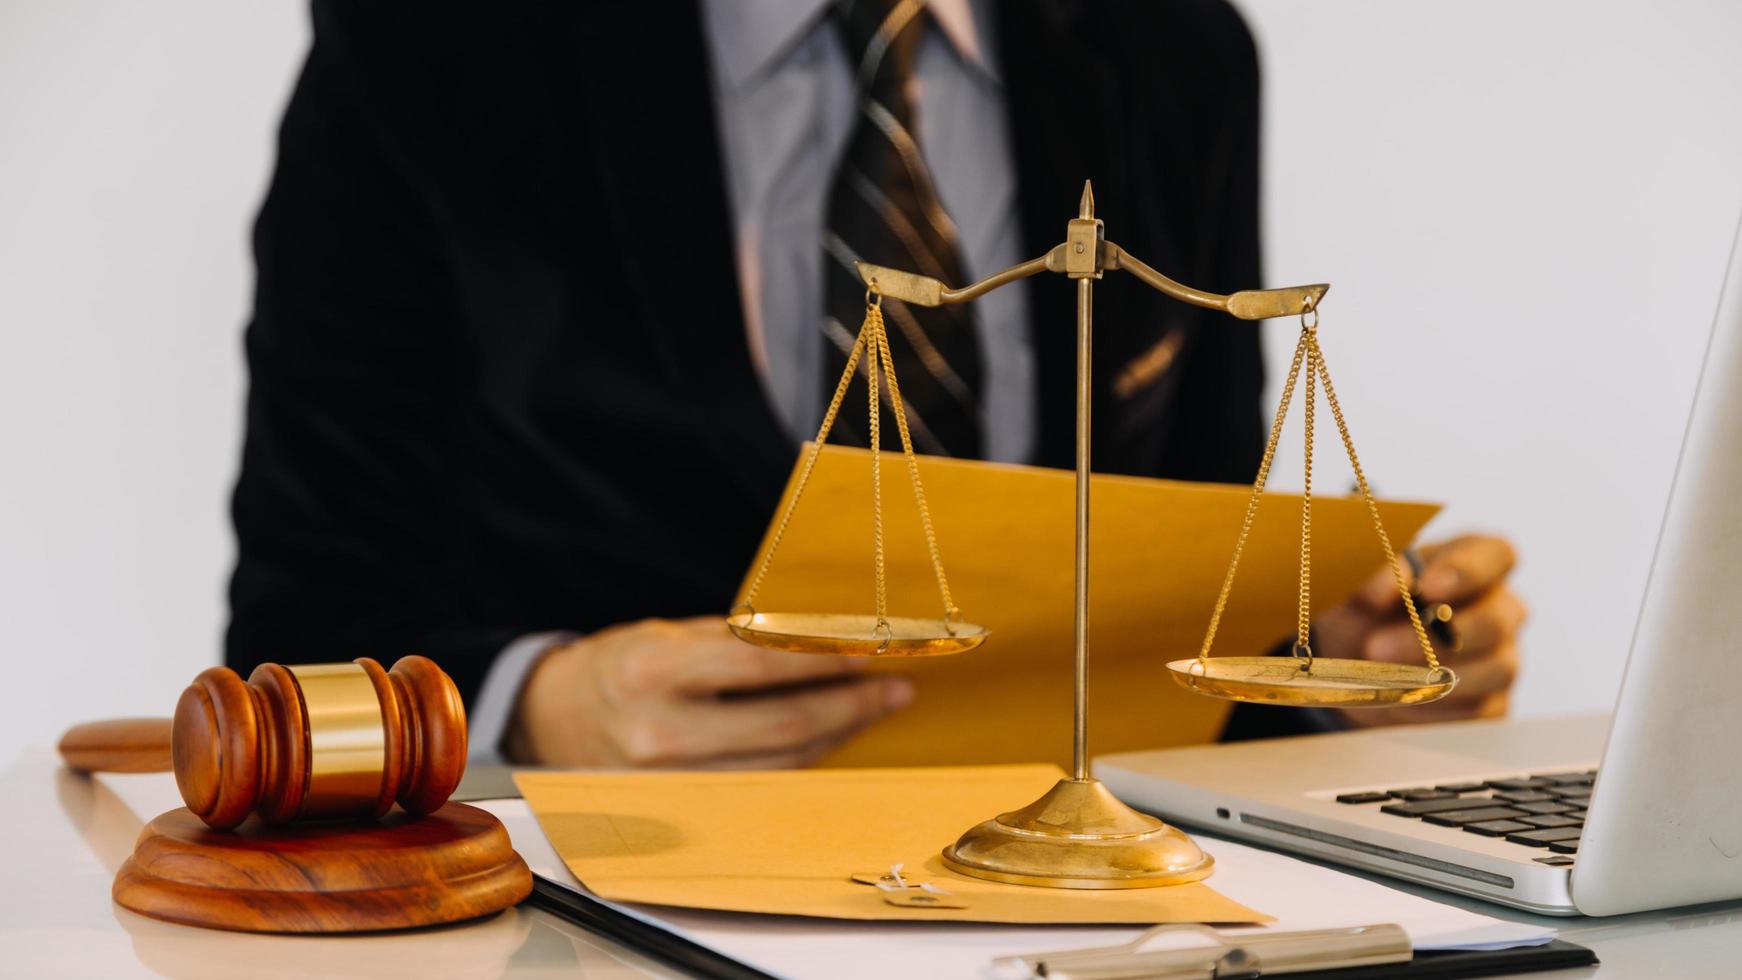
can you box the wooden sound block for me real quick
[113,803,533,933]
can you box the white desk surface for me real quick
[5,745,1740,979]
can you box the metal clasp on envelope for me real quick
[991,923,1410,980]
[850,864,969,910]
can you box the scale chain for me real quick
[1308,329,1440,672]
[873,307,962,628]
[1298,329,1317,663]
[739,320,868,611]
[868,304,887,628]
[1197,305,1439,674]
[1195,332,1309,666]
[737,291,961,639]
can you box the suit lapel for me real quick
[995,0,1131,471]
[996,0,1194,476]
[570,0,793,503]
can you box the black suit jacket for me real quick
[227,0,1286,732]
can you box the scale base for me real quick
[941,778,1213,889]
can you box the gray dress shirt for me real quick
[700,0,1033,463]
[470,0,1032,759]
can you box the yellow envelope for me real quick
[516,765,1268,924]
[736,446,1440,768]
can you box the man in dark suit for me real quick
[227,0,1524,766]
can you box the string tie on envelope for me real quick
[850,862,967,909]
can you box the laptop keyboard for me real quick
[1335,771,1595,867]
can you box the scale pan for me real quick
[726,612,987,657]
[1165,657,1456,707]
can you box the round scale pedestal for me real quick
[114,802,532,933]
[942,778,1213,889]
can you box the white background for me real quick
[3,1,1740,761]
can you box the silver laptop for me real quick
[1097,215,1742,917]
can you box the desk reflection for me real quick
[27,751,675,979]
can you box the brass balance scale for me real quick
[725,183,1455,890]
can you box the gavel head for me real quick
[172,655,467,830]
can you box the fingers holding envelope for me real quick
[508,617,915,767]
[1337,534,1527,728]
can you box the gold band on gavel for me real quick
[288,663,387,818]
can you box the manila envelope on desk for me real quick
[516,764,1269,924]
[736,445,1440,768]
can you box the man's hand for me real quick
[504,617,913,768]
[1312,534,1527,727]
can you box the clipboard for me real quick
[524,878,1597,980]
[997,924,1598,979]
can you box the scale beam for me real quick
[856,247,1328,320]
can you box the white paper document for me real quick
[481,798,1554,980]
[87,772,1553,977]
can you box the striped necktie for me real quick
[822,0,984,458]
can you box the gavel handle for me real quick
[58,718,174,773]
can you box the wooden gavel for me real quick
[59,655,466,830]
